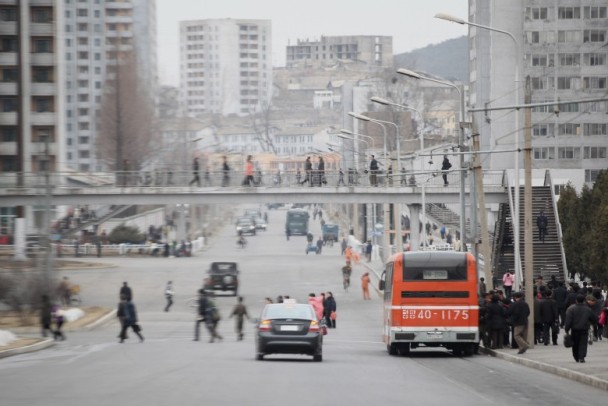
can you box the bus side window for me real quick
[383,262,393,301]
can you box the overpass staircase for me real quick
[492,174,567,283]
[60,205,133,239]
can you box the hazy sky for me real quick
[156,0,469,86]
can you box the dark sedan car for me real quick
[255,303,323,362]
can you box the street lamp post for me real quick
[394,71,467,253]
[435,11,522,285]
[349,112,390,262]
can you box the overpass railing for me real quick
[0,169,506,190]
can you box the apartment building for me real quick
[179,19,273,117]
[0,1,66,233]
[469,1,608,190]
[286,35,393,70]
[63,0,158,171]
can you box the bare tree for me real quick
[97,51,158,172]
[248,100,277,154]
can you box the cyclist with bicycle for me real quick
[341,261,352,292]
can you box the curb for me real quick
[0,338,55,359]
[81,309,117,331]
[480,347,608,391]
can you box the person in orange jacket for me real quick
[361,272,371,300]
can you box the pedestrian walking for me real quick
[205,293,223,343]
[317,157,326,186]
[502,271,514,300]
[539,289,559,345]
[308,293,324,322]
[565,294,597,363]
[117,296,144,343]
[553,281,568,328]
[365,240,372,262]
[243,155,254,186]
[369,155,379,186]
[57,276,71,306]
[441,155,451,186]
[164,281,174,312]
[536,210,548,243]
[337,168,345,186]
[342,261,352,291]
[479,277,487,297]
[300,157,312,186]
[222,155,230,187]
[189,157,201,187]
[506,292,530,354]
[40,295,53,338]
[324,292,337,328]
[194,289,207,341]
[341,237,347,256]
[229,296,250,341]
[361,272,371,300]
[52,304,66,341]
[120,282,132,302]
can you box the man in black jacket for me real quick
[552,281,568,328]
[539,290,559,345]
[506,292,530,354]
[194,289,208,341]
[565,294,597,363]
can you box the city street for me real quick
[0,207,605,405]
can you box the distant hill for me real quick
[394,36,468,83]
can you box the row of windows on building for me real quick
[534,146,607,160]
[529,52,606,67]
[185,53,265,60]
[65,22,132,33]
[289,53,358,60]
[0,6,52,23]
[0,37,53,53]
[526,30,607,44]
[529,76,607,90]
[525,6,607,20]
[532,123,608,136]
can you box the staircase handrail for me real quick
[544,170,569,279]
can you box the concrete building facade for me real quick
[0,0,66,235]
[469,0,608,192]
[286,35,393,69]
[179,18,272,117]
[63,0,158,171]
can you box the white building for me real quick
[63,0,158,171]
[469,1,608,193]
[179,19,273,117]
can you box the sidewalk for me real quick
[481,339,608,391]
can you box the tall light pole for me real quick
[340,129,375,168]
[394,71,467,252]
[349,111,390,261]
[435,11,522,285]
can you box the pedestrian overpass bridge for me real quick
[0,170,508,206]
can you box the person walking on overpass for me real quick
[189,157,201,187]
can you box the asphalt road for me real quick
[0,206,605,405]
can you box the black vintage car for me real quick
[203,262,239,296]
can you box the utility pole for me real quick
[14,2,26,261]
[471,128,493,283]
[523,76,534,347]
[40,134,54,293]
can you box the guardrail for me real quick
[0,170,507,190]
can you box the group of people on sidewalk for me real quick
[480,275,606,363]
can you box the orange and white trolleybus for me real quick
[379,251,479,356]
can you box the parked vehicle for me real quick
[322,223,339,243]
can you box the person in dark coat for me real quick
[536,210,548,242]
[552,281,568,328]
[189,157,201,187]
[539,289,559,345]
[118,296,144,343]
[441,155,451,186]
[565,294,598,363]
[484,294,507,349]
[505,291,530,354]
[229,296,250,341]
[194,289,208,341]
[324,292,337,328]
[300,157,313,186]
[120,282,132,302]
[317,157,326,186]
[40,295,53,338]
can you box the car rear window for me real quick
[263,304,314,320]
